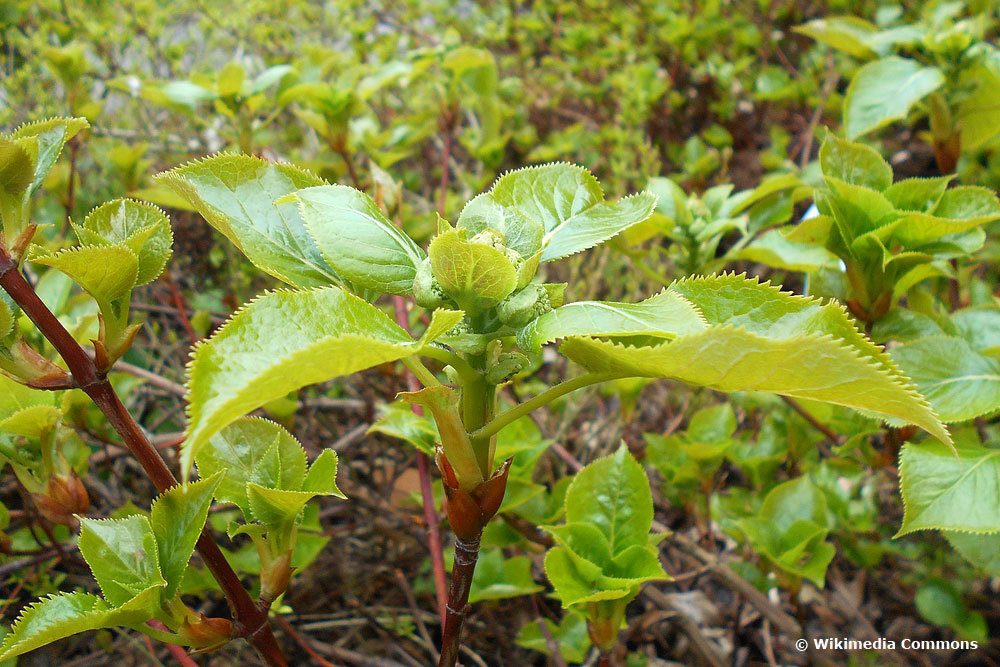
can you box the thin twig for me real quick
[798,53,839,170]
[395,569,441,664]
[273,615,337,667]
[781,396,843,446]
[0,246,288,667]
[114,360,187,397]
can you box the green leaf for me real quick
[248,65,294,95]
[75,199,173,286]
[149,473,223,599]
[516,611,591,663]
[184,287,448,475]
[735,228,839,273]
[155,155,340,287]
[0,375,55,416]
[542,445,668,610]
[0,292,17,341]
[0,139,33,230]
[890,336,1000,423]
[78,516,165,607]
[563,446,653,554]
[794,16,881,58]
[952,307,1000,356]
[543,548,632,606]
[159,80,216,107]
[915,579,987,642]
[557,274,950,445]
[246,459,344,528]
[884,176,952,212]
[819,133,892,191]
[957,66,1000,151]
[0,139,33,197]
[0,588,160,662]
[8,117,89,195]
[428,229,518,311]
[858,187,1000,251]
[541,189,657,261]
[945,532,1000,576]
[196,417,307,513]
[843,57,944,139]
[34,245,138,304]
[368,401,438,455]
[217,61,246,97]
[285,185,425,295]
[737,476,834,586]
[468,549,543,603]
[517,289,707,350]
[0,405,62,439]
[458,163,656,261]
[898,442,1000,536]
[302,449,345,497]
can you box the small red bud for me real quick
[33,472,89,526]
[179,612,234,652]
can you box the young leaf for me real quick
[75,199,173,285]
[738,477,835,586]
[367,401,439,455]
[34,245,139,304]
[302,449,344,497]
[516,611,591,664]
[8,117,89,195]
[196,417,307,513]
[468,549,543,602]
[0,588,160,662]
[78,516,165,607]
[428,229,518,311]
[0,294,13,341]
[957,66,1000,151]
[952,307,1000,356]
[149,472,223,598]
[543,446,668,610]
[155,155,340,287]
[184,287,458,474]
[0,375,56,415]
[283,184,425,295]
[883,176,953,212]
[794,16,881,58]
[735,228,840,273]
[890,336,1000,423]
[562,446,654,553]
[843,57,944,139]
[517,290,707,350]
[0,139,34,201]
[819,133,893,191]
[247,484,315,527]
[945,533,1000,576]
[457,163,656,262]
[857,187,1000,250]
[554,274,950,445]
[898,442,1000,536]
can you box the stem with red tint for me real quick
[0,246,287,667]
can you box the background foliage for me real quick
[1,0,998,665]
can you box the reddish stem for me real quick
[0,246,287,667]
[164,271,198,344]
[147,620,199,667]
[438,533,481,667]
[437,107,456,217]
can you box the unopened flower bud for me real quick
[33,472,89,526]
[179,612,234,652]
